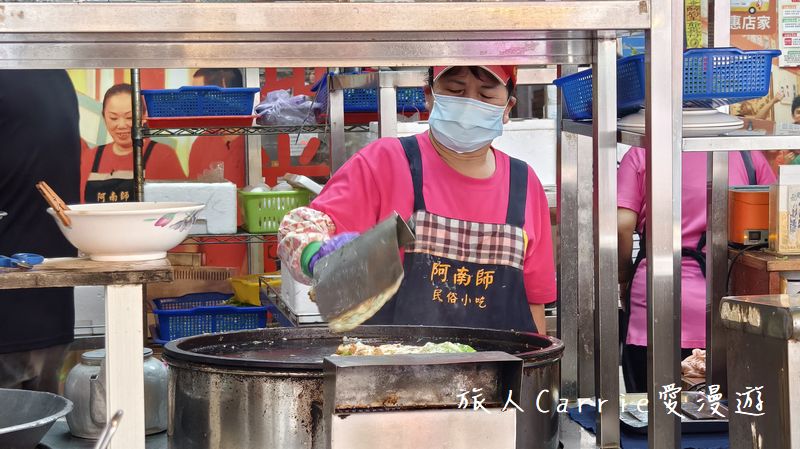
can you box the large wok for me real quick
[165,325,564,449]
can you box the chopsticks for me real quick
[35,181,72,227]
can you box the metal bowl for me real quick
[0,388,73,449]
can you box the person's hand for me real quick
[307,232,360,275]
[774,90,786,103]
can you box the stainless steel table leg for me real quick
[592,33,620,448]
[645,0,684,446]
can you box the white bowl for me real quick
[47,202,205,262]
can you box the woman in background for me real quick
[81,83,185,203]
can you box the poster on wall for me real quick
[732,0,775,38]
[780,0,800,66]
[686,0,704,48]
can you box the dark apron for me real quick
[366,135,537,333]
[84,141,155,204]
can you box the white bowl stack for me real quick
[618,108,744,137]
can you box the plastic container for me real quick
[682,48,781,108]
[553,54,645,121]
[238,189,311,233]
[141,86,260,118]
[230,273,280,306]
[150,292,267,343]
[554,48,781,120]
[312,75,427,114]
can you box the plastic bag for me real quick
[255,89,315,126]
[197,161,226,182]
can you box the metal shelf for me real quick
[562,119,800,152]
[0,2,647,68]
[0,3,649,34]
[143,123,370,137]
[182,231,278,245]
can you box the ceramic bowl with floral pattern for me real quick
[47,202,204,261]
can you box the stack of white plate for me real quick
[618,108,743,137]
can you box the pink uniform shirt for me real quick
[618,147,776,348]
[311,132,556,305]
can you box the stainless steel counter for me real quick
[41,415,595,449]
[42,420,166,449]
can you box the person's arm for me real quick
[278,150,385,284]
[618,208,638,286]
[616,147,645,297]
[752,91,784,120]
[522,175,556,334]
[278,207,337,285]
[530,303,546,334]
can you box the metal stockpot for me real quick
[164,326,563,449]
[64,348,168,438]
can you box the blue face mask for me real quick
[428,93,507,153]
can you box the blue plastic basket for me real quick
[682,48,781,108]
[553,54,645,121]
[151,292,266,343]
[555,48,781,120]
[141,86,260,118]
[311,75,428,114]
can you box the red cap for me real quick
[432,65,517,86]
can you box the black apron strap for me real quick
[682,231,707,278]
[740,151,757,186]
[506,157,528,227]
[399,136,426,211]
[91,144,106,173]
[143,140,157,167]
[93,141,155,172]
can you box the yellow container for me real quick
[230,273,280,306]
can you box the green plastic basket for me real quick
[239,189,311,233]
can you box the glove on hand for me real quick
[305,232,360,276]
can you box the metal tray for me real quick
[619,392,728,434]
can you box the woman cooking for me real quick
[81,83,185,203]
[279,65,555,333]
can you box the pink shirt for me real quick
[618,148,776,348]
[311,132,556,305]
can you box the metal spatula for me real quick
[313,212,415,332]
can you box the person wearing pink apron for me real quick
[279,65,555,333]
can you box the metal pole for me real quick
[378,71,398,138]
[645,0,684,446]
[592,33,619,447]
[556,65,581,401]
[577,132,596,398]
[131,68,144,202]
[243,67,264,274]
[706,0,732,396]
[328,73,347,172]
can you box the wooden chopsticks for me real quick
[36,181,72,227]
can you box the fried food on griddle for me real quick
[335,340,476,356]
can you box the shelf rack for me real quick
[142,123,370,137]
[181,231,277,245]
[1,1,694,448]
